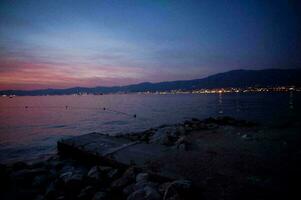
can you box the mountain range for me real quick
[1,69,300,96]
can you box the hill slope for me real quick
[1,69,300,96]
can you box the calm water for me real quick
[0,93,300,163]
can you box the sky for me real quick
[0,0,300,90]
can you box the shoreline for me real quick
[1,116,300,200]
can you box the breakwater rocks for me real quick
[0,116,257,200]
[0,157,197,200]
[117,116,256,149]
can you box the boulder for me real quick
[163,180,192,200]
[77,185,97,200]
[14,189,38,200]
[175,136,189,146]
[127,185,161,200]
[10,168,48,187]
[111,166,140,188]
[175,136,190,151]
[136,173,149,183]
[87,166,102,181]
[11,161,29,171]
[241,134,252,140]
[176,126,186,136]
[59,170,84,190]
[45,182,57,199]
[34,194,45,200]
[149,127,177,146]
[123,183,136,196]
[107,168,119,180]
[32,174,49,188]
[56,196,66,200]
[134,181,158,192]
[92,191,107,200]
[178,143,187,151]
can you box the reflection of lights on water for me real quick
[218,93,223,114]
[289,91,294,110]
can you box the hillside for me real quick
[1,69,300,96]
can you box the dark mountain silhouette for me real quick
[1,69,300,96]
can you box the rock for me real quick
[87,165,113,184]
[11,161,29,171]
[136,173,149,183]
[15,189,38,200]
[111,166,140,188]
[10,168,48,186]
[123,183,136,196]
[48,160,64,171]
[163,180,192,200]
[77,185,97,200]
[207,123,218,129]
[197,122,208,129]
[107,168,119,180]
[178,143,187,151]
[149,127,177,145]
[59,171,73,182]
[175,136,190,151]
[87,166,102,181]
[184,125,193,133]
[30,161,46,169]
[191,123,199,130]
[127,189,145,200]
[127,186,161,200]
[158,182,170,194]
[241,134,252,140]
[59,164,75,174]
[175,136,188,146]
[99,165,112,171]
[56,196,65,200]
[134,181,158,192]
[59,170,84,190]
[32,174,49,188]
[92,191,107,200]
[45,182,57,199]
[144,186,162,200]
[34,194,45,200]
[176,126,186,135]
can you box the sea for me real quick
[0,92,300,163]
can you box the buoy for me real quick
[103,107,106,110]
[133,114,137,118]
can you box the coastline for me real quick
[1,116,300,200]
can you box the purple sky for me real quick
[0,0,300,90]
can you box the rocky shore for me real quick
[117,116,256,149]
[1,116,300,200]
[0,155,198,200]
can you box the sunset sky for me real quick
[0,0,300,90]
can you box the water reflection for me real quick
[218,92,223,114]
[289,91,294,110]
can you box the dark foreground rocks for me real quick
[0,157,196,200]
[1,116,300,200]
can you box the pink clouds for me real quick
[0,57,148,90]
